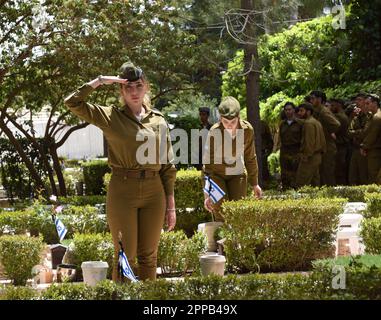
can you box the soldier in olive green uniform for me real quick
[348,93,372,185]
[309,91,340,186]
[64,62,176,281]
[279,102,303,189]
[327,99,350,185]
[295,103,327,188]
[203,97,262,222]
[361,95,381,184]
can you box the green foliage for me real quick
[313,254,381,270]
[325,79,381,100]
[298,185,381,202]
[82,160,111,195]
[0,210,30,236]
[221,198,344,273]
[364,192,381,219]
[0,138,49,199]
[0,235,44,286]
[360,218,381,255]
[0,285,37,300]
[175,209,211,238]
[41,283,95,300]
[57,195,107,207]
[174,169,204,211]
[267,150,281,175]
[70,233,114,278]
[157,230,207,276]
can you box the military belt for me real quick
[111,167,159,179]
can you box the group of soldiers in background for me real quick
[279,91,381,189]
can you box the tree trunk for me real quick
[49,141,67,197]
[241,0,263,186]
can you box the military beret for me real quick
[218,96,240,120]
[119,62,144,82]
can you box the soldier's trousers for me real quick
[367,149,381,184]
[320,150,336,186]
[208,173,247,222]
[295,153,322,188]
[336,145,349,185]
[349,148,368,185]
[106,172,165,282]
[280,147,299,189]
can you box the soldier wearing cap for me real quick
[360,94,381,184]
[203,96,262,222]
[295,103,326,188]
[348,93,373,185]
[64,62,176,281]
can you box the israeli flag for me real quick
[55,217,67,242]
[118,250,138,282]
[203,176,225,204]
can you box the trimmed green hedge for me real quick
[82,160,111,195]
[360,218,381,254]
[157,230,207,277]
[3,258,381,300]
[364,192,381,219]
[221,198,344,273]
[0,235,44,286]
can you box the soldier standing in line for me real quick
[309,91,340,186]
[279,102,303,189]
[327,99,350,185]
[295,103,326,188]
[348,93,373,185]
[360,95,381,184]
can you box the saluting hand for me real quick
[88,75,128,89]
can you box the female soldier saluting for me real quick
[203,96,262,222]
[64,62,176,281]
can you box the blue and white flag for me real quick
[203,176,225,204]
[118,250,138,282]
[54,217,67,242]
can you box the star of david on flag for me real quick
[118,249,138,282]
[203,176,225,203]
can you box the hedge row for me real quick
[221,198,345,273]
[2,258,381,300]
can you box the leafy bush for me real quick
[267,150,280,176]
[221,198,344,273]
[175,209,211,237]
[364,192,381,219]
[157,230,207,276]
[58,195,106,207]
[0,285,37,300]
[0,235,44,286]
[41,283,95,300]
[70,233,114,278]
[0,210,30,236]
[82,160,111,195]
[174,169,204,211]
[360,218,381,254]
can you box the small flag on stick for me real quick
[203,176,225,204]
[118,231,138,282]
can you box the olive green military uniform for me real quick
[203,119,259,222]
[334,110,350,185]
[279,118,303,189]
[348,112,373,185]
[64,84,176,281]
[295,115,326,188]
[261,120,274,184]
[361,110,381,184]
[313,105,340,186]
